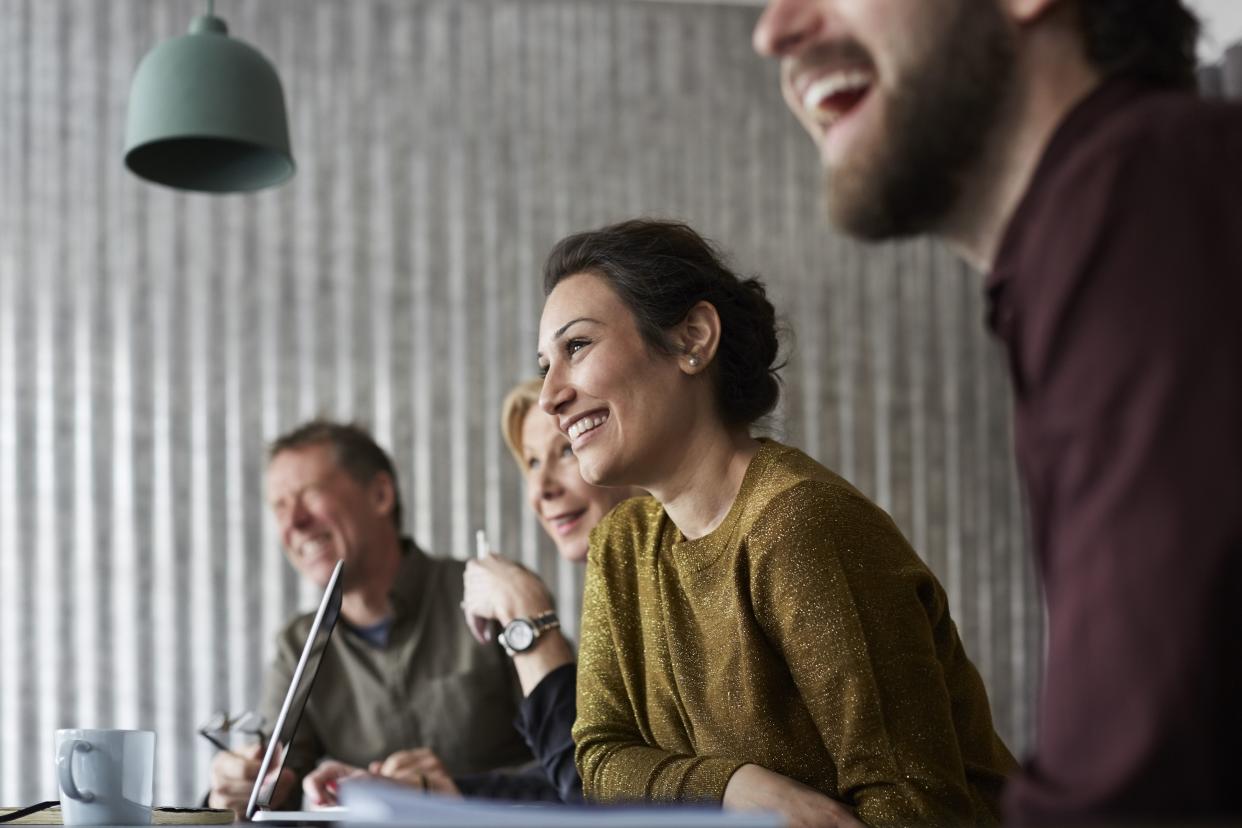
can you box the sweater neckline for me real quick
[662,439,778,571]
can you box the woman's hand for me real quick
[462,553,555,643]
[723,764,864,828]
[369,749,461,797]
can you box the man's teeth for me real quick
[300,538,330,557]
[802,71,872,120]
[568,414,608,441]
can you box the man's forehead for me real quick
[266,443,341,489]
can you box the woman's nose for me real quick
[537,463,564,498]
[540,367,573,416]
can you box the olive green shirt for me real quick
[574,441,1016,826]
[261,541,531,791]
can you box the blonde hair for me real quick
[501,378,545,471]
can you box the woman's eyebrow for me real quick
[538,317,602,361]
[553,316,601,340]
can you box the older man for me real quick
[208,421,530,818]
[755,0,1241,823]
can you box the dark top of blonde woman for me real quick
[574,439,1016,826]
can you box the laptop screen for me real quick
[245,560,345,820]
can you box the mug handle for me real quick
[56,740,95,803]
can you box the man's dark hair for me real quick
[268,420,403,532]
[543,218,783,427]
[1078,0,1200,88]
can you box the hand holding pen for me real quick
[462,528,555,645]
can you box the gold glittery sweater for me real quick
[574,440,1016,826]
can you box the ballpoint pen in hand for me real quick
[465,529,500,643]
[199,711,268,756]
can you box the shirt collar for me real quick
[986,76,1153,305]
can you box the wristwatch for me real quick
[498,610,560,656]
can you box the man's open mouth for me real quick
[801,69,874,128]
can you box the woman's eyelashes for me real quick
[536,337,591,378]
[528,444,574,471]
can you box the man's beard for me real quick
[826,4,1016,240]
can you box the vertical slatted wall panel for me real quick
[0,0,1044,805]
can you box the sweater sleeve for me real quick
[513,662,584,803]
[749,483,988,826]
[452,767,563,802]
[572,533,745,804]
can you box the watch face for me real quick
[504,619,536,652]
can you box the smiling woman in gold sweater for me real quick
[535,219,1016,828]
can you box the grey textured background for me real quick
[0,0,1049,806]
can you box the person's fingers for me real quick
[210,749,254,777]
[368,760,383,775]
[303,761,355,806]
[207,786,251,816]
[210,757,262,793]
[378,748,445,778]
[211,776,262,798]
[377,752,419,778]
[480,551,521,572]
[206,789,249,817]
[380,766,427,790]
[467,612,493,643]
[462,570,495,606]
[461,588,491,614]
[422,770,461,797]
[405,752,447,774]
[303,775,331,806]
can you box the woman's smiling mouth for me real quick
[547,508,588,537]
[566,411,610,445]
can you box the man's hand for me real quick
[302,760,366,808]
[462,553,554,643]
[723,764,863,828]
[303,749,461,807]
[208,742,297,821]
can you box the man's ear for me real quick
[1002,0,1062,25]
[675,301,722,375]
[370,472,397,521]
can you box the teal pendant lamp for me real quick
[124,1,295,193]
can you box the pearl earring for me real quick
[688,355,701,368]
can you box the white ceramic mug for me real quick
[55,729,155,826]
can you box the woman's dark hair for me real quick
[1078,0,1199,88]
[543,218,782,426]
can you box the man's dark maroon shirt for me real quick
[988,79,1242,823]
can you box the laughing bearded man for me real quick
[755,1,1242,824]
